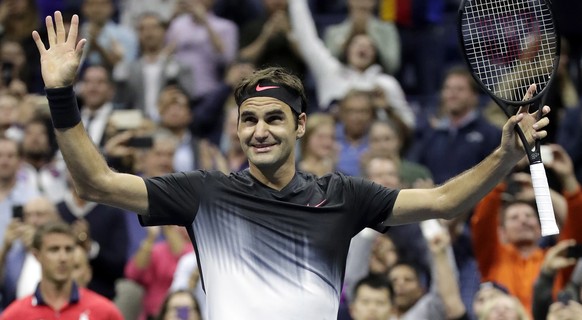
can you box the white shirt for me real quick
[16,253,41,298]
[142,59,164,122]
[81,102,114,146]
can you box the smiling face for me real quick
[238,97,305,174]
[500,202,541,246]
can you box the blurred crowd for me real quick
[0,0,581,319]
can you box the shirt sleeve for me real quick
[140,171,207,227]
[347,176,400,233]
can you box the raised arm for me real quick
[32,12,148,214]
[389,85,550,224]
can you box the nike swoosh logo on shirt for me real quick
[255,84,280,91]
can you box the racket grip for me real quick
[530,163,559,236]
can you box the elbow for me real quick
[433,187,461,220]
[73,172,113,203]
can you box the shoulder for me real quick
[80,289,123,316]
[209,14,237,30]
[1,296,34,317]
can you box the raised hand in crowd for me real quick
[541,240,579,277]
[546,300,582,320]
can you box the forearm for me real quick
[433,251,466,319]
[532,272,555,320]
[238,33,269,62]
[204,21,225,54]
[133,238,155,269]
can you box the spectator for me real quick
[80,0,138,71]
[0,221,123,320]
[546,299,582,320]
[0,93,22,140]
[119,0,178,27]
[156,289,202,320]
[166,0,238,98]
[349,274,393,320]
[472,281,511,319]
[0,40,34,97]
[78,65,117,148]
[72,245,92,288]
[115,12,195,122]
[335,90,374,177]
[557,102,582,183]
[0,136,39,248]
[0,197,61,309]
[532,240,580,320]
[471,145,582,313]
[324,0,400,74]
[298,112,336,177]
[218,104,249,172]
[289,0,414,129]
[239,0,306,79]
[125,225,193,320]
[170,252,206,319]
[18,116,67,203]
[57,176,128,300]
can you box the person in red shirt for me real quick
[0,221,123,320]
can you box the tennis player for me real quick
[33,12,551,320]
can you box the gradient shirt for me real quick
[141,170,399,319]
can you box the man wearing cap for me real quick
[32,12,551,320]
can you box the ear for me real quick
[296,113,307,139]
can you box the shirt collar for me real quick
[32,281,80,306]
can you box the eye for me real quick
[241,116,257,124]
[267,115,284,123]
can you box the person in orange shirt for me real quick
[471,144,582,313]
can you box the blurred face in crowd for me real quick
[22,121,50,160]
[237,97,305,172]
[473,286,507,317]
[304,121,335,160]
[481,295,525,320]
[82,0,114,25]
[23,198,60,228]
[142,137,177,177]
[80,66,113,111]
[501,202,541,246]
[388,265,424,312]
[350,284,392,320]
[365,157,400,189]
[368,122,401,157]
[138,14,166,52]
[0,138,20,182]
[369,235,399,275]
[340,93,373,140]
[348,0,376,14]
[34,232,76,286]
[0,94,19,129]
[158,89,192,131]
[346,34,377,71]
[441,73,478,118]
[72,246,92,288]
[1,41,26,69]
[163,291,201,320]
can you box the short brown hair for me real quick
[32,221,76,250]
[444,65,480,95]
[234,67,307,114]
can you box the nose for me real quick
[254,120,269,140]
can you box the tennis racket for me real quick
[458,0,560,236]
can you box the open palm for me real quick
[32,11,86,88]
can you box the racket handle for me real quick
[530,162,559,236]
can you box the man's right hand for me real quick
[32,11,86,88]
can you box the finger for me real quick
[75,38,87,60]
[532,116,549,131]
[533,105,551,118]
[55,11,66,43]
[66,14,79,45]
[31,31,47,54]
[517,84,537,114]
[46,15,56,47]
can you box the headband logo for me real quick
[255,84,280,92]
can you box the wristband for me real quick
[45,86,82,129]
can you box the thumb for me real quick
[75,38,87,60]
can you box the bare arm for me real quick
[390,85,550,224]
[32,12,148,214]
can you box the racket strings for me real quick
[461,0,558,102]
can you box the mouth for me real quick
[251,143,276,153]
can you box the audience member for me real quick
[0,221,123,319]
[57,177,128,300]
[80,0,138,71]
[0,137,39,248]
[115,12,194,122]
[289,0,414,130]
[546,299,582,320]
[125,225,194,320]
[239,0,306,79]
[156,289,202,320]
[478,294,529,320]
[170,252,206,319]
[0,197,61,309]
[166,0,238,98]
[0,40,35,97]
[348,274,393,320]
[472,281,511,319]
[72,245,92,288]
[557,102,582,183]
[324,0,400,74]
[218,104,249,172]
[120,0,179,27]
[298,112,336,177]
[471,145,582,312]
[0,94,21,139]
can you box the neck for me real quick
[39,279,73,310]
[0,176,16,196]
[514,242,539,258]
[142,46,163,61]
[249,161,296,191]
[24,157,47,171]
[167,126,187,139]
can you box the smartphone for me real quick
[127,136,153,148]
[540,145,554,164]
[12,205,23,219]
[175,306,190,320]
[566,244,582,259]
[110,110,143,130]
